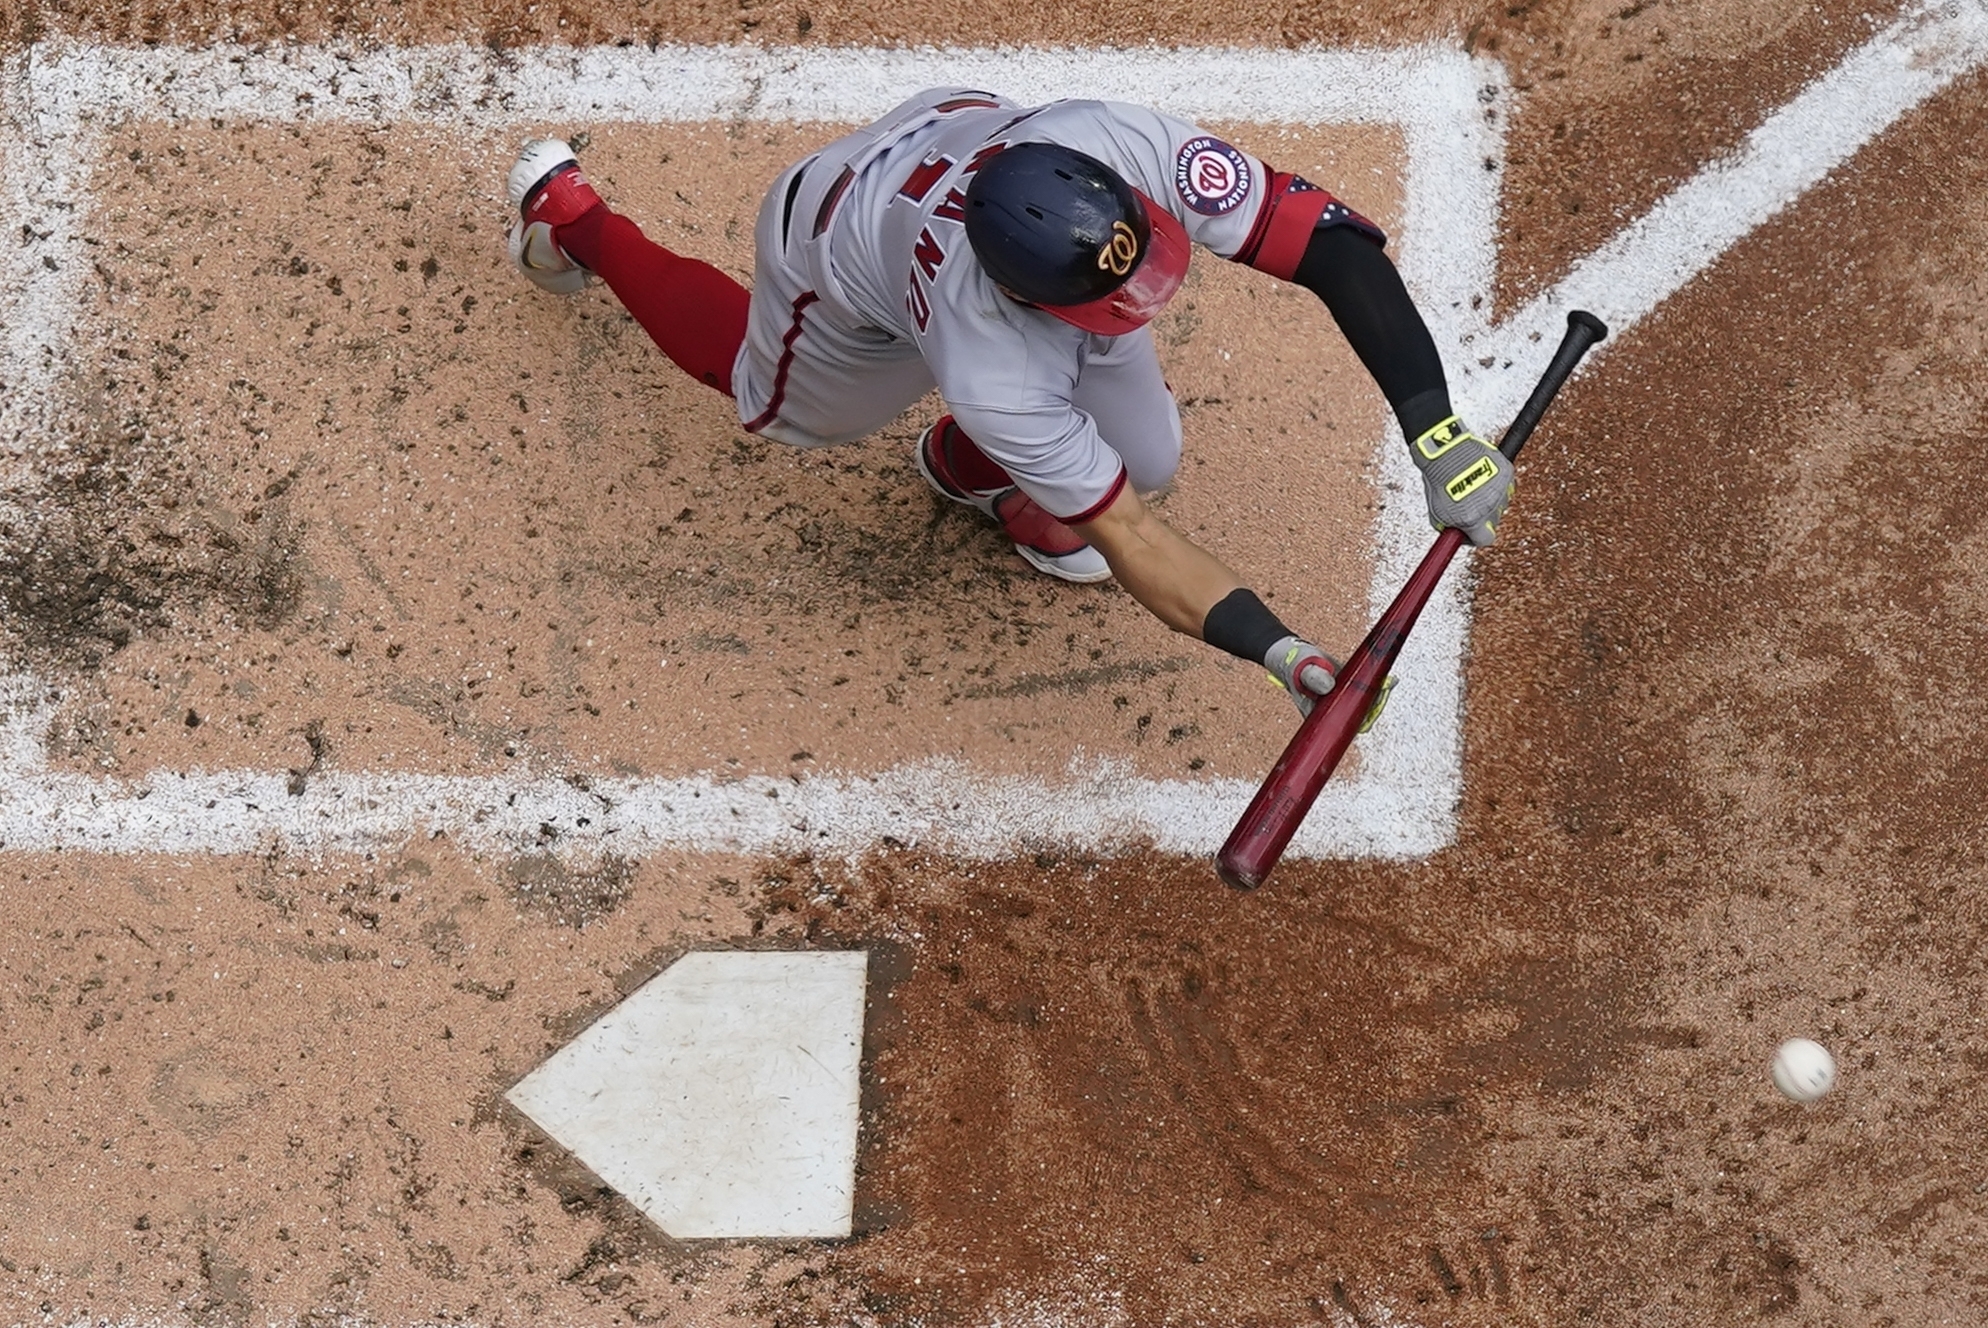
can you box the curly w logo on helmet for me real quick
[1096,221,1140,275]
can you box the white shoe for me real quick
[506,138,602,295]
[915,416,1112,584]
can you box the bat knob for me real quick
[1214,849,1268,891]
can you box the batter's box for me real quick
[0,42,1505,860]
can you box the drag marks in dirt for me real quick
[826,833,1608,1327]
[1118,977,1531,1319]
[1120,970,1331,1200]
[1321,1233,1514,1325]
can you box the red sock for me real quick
[941,419,1014,490]
[555,207,750,397]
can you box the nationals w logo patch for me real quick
[1174,135,1252,215]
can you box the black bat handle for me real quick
[1497,310,1609,461]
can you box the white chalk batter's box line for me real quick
[0,10,1981,863]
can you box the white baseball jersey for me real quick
[732,88,1382,521]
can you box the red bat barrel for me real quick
[1213,310,1608,891]
[1214,527,1464,889]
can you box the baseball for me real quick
[1770,1038,1837,1103]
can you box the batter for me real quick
[504,87,1511,714]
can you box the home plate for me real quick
[506,950,869,1240]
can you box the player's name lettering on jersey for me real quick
[913,228,945,282]
[907,263,934,329]
[897,154,955,204]
[900,139,1009,333]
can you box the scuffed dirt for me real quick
[17,117,1390,785]
[0,411,307,674]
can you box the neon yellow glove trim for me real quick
[1413,415,1477,461]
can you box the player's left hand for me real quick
[1409,416,1513,546]
[1264,635,1339,717]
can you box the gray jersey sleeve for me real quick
[919,268,1129,522]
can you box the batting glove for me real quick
[1264,635,1339,718]
[1410,416,1513,546]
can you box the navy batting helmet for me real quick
[962,142,1190,336]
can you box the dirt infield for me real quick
[2,1,1987,1326]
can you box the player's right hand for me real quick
[1264,635,1339,717]
[1409,415,1513,546]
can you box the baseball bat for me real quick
[1215,309,1609,890]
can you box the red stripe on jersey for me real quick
[744,291,821,433]
[963,141,1009,175]
[990,108,1045,137]
[811,165,856,238]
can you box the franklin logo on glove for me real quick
[1411,415,1514,545]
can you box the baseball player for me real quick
[503,88,1511,715]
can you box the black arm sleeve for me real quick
[1201,588,1293,665]
[1292,224,1453,441]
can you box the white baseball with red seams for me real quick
[1770,1038,1837,1103]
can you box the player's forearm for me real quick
[1073,491,1243,639]
[1292,225,1453,441]
[1075,492,1328,712]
